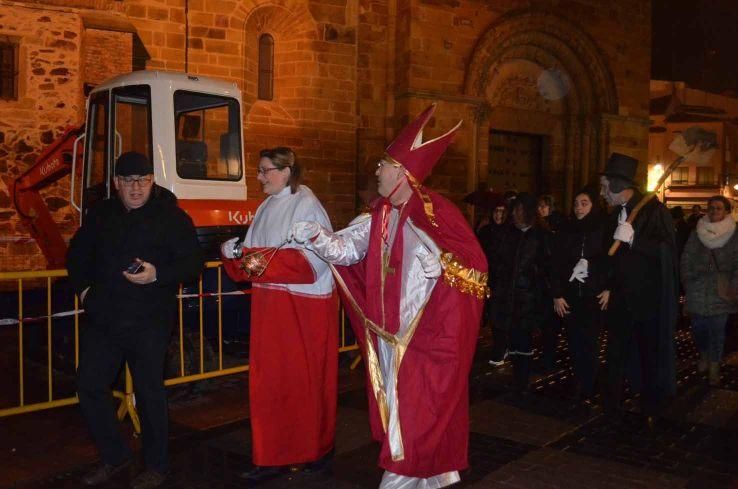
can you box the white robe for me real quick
[245,185,333,297]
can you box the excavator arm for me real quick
[12,125,85,269]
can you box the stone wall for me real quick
[0,5,82,271]
[0,0,652,270]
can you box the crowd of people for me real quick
[67,106,738,489]
[478,153,738,424]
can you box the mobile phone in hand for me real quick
[125,261,144,274]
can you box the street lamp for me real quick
[648,163,664,192]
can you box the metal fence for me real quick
[0,262,359,432]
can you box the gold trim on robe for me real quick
[440,252,490,299]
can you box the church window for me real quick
[258,34,274,101]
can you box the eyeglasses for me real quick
[118,175,152,186]
[257,167,281,176]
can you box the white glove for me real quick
[614,221,634,245]
[221,237,240,259]
[290,221,322,243]
[418,252,442,279]
[568,258,589,283]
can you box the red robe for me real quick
[335,191,487,477]
[222,248,338,466]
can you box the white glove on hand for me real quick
[418,252,442,279]
[291,221,322,243]
[568,258,589,283]
[614,221,634,245]
[221,237,240,259]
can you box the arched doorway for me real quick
[465,10,618,208]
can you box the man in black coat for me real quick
[599,153,678,426]
[67,152,203,488]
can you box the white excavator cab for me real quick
[74,71,259,257]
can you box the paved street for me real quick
[6,327,738,489]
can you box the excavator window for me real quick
[82,91,109,212]
[174,90,242,181]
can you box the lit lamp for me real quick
[648,163,664,192]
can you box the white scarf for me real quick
[696,214,736,249]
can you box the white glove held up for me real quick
[291,221,322,243]
[417,252,442,279]
[221,237,240,259]
[568,258,589,283]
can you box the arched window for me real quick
[258,34,274,101]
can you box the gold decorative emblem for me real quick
[440,252,490,299]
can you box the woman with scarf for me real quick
[550,186,610,401]
[681,195,738,386]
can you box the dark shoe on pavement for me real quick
[239,465,285,485]
[82,460,132,486]
[303,449,334,474]
[130,469,168,489]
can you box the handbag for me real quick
[710,251,738,302]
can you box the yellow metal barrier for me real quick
[0,262,359,431]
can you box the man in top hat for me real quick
[599,152,678,425]
[67,151,203,488]
[291,105,488,488]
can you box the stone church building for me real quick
[0,0,650,271]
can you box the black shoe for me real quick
[303,449,334,474]
[130,469,168,489]
[81,460,132,486]
[239,466,284,485]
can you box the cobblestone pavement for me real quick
[11,328,738,489]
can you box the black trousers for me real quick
[493,325,533,389]
[605,306,665,416]
[563,296,601,397]
[77,320,172,472]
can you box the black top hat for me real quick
[599,153,638,185]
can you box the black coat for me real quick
[66,186,204,327]
[605,191,678,396]
[550,212,609,300]
[489,224,552,332]
[605,192,678,319]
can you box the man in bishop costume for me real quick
[292,105,488,488]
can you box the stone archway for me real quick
[465,10,618,208]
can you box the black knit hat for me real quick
[115,151,153,176]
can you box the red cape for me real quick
[336,190,486,477]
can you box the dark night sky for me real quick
[652,0,738,94]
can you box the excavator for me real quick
[13,71,262,268]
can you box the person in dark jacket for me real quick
[551,186,609,401]
[489,192,552,391]
[67,152,203,489]
[599,153,678,426]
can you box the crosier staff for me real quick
[608,126,718,256]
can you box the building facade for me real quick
[649,80,738,211]
[0,0,651,271]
